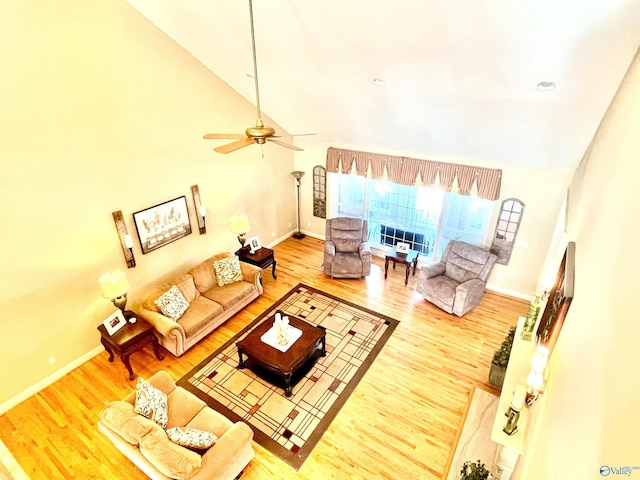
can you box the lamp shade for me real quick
[99,271,130,299]
[230,214,250,234]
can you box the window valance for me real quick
[326,147,502,200]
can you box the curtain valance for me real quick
[326,147,502,201]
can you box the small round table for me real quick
[97,312,163,381]
[384,247,419,285]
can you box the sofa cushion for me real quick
[166,427,218,450]
[178,296,224,338]
[188,261,217,293]
[186,405,234,438]
[134,377,169,429]
[201,280,256,312]
[213,256,244,286]
[424,275,457,309]
[100,401,159,445]
[166,387,207,429]
[139,428,202,479]
[155,285,190,321]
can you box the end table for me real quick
[384,247,419,285]
[97,311,163,381]
[236,246,277,279]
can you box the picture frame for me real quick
[248,236,262,254]
[396,242,410,254]
[536,241,576,356]
[133,196,192,254]
[103,310,127,336]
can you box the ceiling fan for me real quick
[204,0,314,154]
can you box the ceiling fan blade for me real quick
[214,137,255,154]
[204,133,246,139]
[271,133,317,138]
[267,138,304,151]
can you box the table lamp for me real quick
[230,214,251,247]
[99,271,130,313]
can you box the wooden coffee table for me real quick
[384,246,419,285]
[236,312,326,397]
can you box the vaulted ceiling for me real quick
[126,0,640,171]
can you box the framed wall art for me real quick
[536,241,576,356]
[133,196,192,254]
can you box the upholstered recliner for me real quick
[417,240,497,316]
[323,217,372,279]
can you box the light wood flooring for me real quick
[0,236,528,480]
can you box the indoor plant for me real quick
[488,325,516,390]
[460,460,493,480]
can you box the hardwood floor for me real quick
[0,236,528,480]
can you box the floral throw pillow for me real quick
[213,256,244,287]
[133,377,169,429]
[166,427,218,450]
[154,285,190,321]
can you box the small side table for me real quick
[384,247,419,285]
[236,247,277,279]
[97,311,163,381]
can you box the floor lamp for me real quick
[291,171,305,239]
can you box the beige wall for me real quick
[0,0,296,407]
[517,49,640,478]
[0,0,582,413]
[294,143,572,296]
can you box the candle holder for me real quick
[503,385,526,436]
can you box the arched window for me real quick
[313,165,326,218]
[490,198,525,265]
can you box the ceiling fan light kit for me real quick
[203,0,314,154]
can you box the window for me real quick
[313,166,327,218]
[330,174,495,260]
[490,198,525,265]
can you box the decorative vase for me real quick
[488,362,507,390]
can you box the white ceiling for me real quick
[126,0,640,171]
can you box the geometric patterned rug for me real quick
[178,283,399,470]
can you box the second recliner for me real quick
[417,240,497,316]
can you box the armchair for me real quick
[323,217,372,279]
[416,240,497,316]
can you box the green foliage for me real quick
[460,460,493,480]
[491,325,516,368]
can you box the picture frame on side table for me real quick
[248,236,262,254]
[103,310,127,336]
[133,196,192,254]
[396,242,410,254]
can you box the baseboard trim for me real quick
[0,346,104,415]
[486,283,532,301]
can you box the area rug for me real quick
[178,283,399,470]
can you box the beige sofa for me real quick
[98,370,254,480]
[137,253,263,357]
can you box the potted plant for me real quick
[488,325,516,390]
[460,460,493,480]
